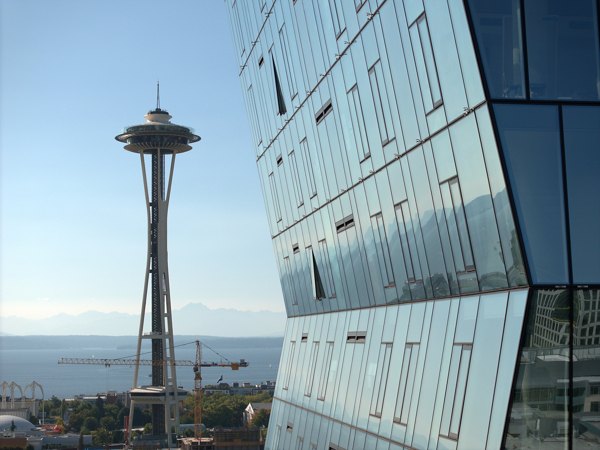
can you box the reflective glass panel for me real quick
[525,0,600,100]
[503,290,569,450]
[573,289,600,448]
[494,104,568,284]
[563,106,600,284]
[467,0,525,98]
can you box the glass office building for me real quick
[225,0,600,448]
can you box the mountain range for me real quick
[0,302,286,337]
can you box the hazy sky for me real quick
[0,1,284,324]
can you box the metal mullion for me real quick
[558,105,574,450]
[519,0,530,100]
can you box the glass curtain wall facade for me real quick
[225,0,600,448]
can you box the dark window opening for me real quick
[335,215,355,233]
[292,243,299,253]
[258,55,264,67]
[276,154,283,166]
[273,56,287,115]
[311,249,326,300]
[347,331,367,343]
[315,100,333,124]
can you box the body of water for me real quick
[0,335,283,399]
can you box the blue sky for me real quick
[0,1,283,323]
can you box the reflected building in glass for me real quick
[225,0,600,448]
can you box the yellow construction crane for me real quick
[193,340,203,439]
[192,340,244,440]
[57,357,248,368]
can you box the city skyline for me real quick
[0,1,284,330]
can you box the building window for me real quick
[439,177,475,273]
[318,239,336,298]
[269,172,282,222]
[370,343,393,417]
[231,1,246,57]
[395,201,422,283]
[308,246,326,300]
[318,341,334,400]
[347,84,370,160]
[283,340,296,389]
[440,344,472,440]
[292,243,299,254]
[315,99,333,124]
[284,256,298,306]
[328,0,345,38]
[409,14,442,111]
[279,25,298,99]
[288,150,303,206]
[272,54,287,115]
[347,331,367,343]
[329,445,346,450]
[335,214,355,233]
[247,85,262,146]
[371,213,395,288]
[394,343,420,424]
[299,138,317,198]
[305,341,320,396]
[273,425,281,448]
[368,60,394,145]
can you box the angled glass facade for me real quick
[225,0,600,448]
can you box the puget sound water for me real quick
[0,335,283,399]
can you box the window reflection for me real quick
[505,290,569,449]
[525,0,600,100]
[504,289,600,449]
[467,0,526,98]
[562,106,600,284]
[573,290,600,448]
[468,0,600,101]
[494,104,568,284]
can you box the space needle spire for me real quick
[116,92,200,448]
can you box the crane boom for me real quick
[193,340,203,440]
[58,358,248,368]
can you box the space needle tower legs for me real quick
[116,92,200,448]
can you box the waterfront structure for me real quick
[225,0,600,448]
[115,98,200,447]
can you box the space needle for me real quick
[116,86,200,448]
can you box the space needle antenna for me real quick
[156,81,161,110]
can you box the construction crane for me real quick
[193,340,203,440]
[58,339,248,368]
[58,357,248,368]
[191,340,245,440]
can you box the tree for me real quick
[83,417,98,432]
[92,428,111,446]
[250,409,270,428]
[100,416,115,431]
